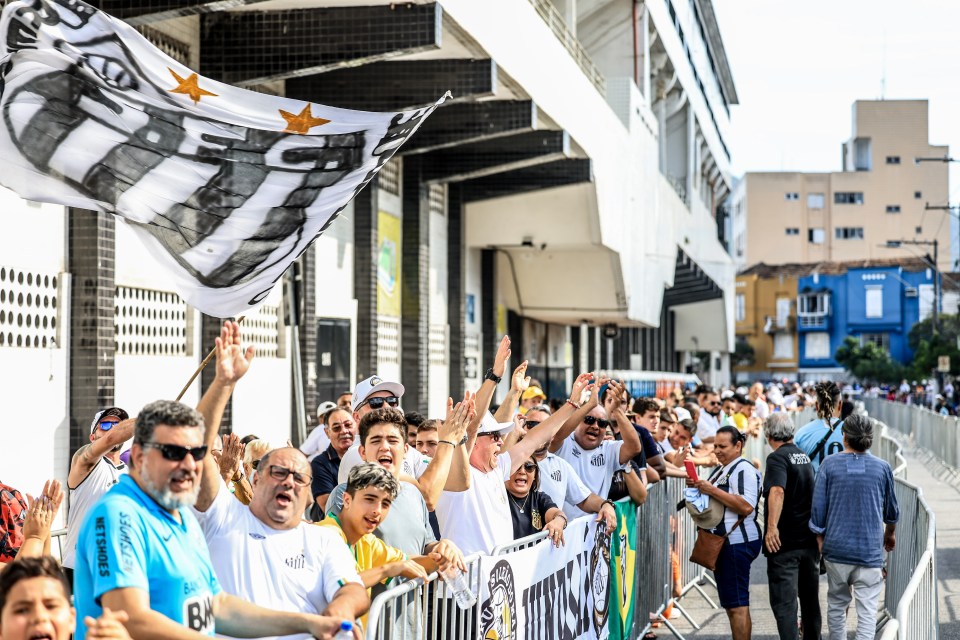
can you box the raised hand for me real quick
[492,335,511,378]
[569,372,594,405]
[219,433,246,480]
[23,479,64,542]
[84,608,132,640]
[214,320,255,385]
[511,361,531,394]
[441,391,475,444]
[606,380,627,415]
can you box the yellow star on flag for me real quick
[279,104,330,134]
[167,68,217,104]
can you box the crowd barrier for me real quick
[861,397,939,640]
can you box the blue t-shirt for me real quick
[809,451,900,568]
[75,475,222,639]
[794,418,844,474]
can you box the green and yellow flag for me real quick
[608,500,637,640]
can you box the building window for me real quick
[854,138,872,171]
[915,191,922,199]
[886,205,901,213]
[773,334,794,360]
[835,227,864,240]
[808,228,825,244]
[806,332,831,360]
[860,333,890,350]
[776,298,791,328]
[807,193,825,209]
[798,292,830,316]
[916,226,923,234]
[834,192,865,204]
[785,192,800,201]
[885,156,901,165]
[785,228,800,236]
[919,284,935,321]
[735,294,745,322]
[865,286,883,318]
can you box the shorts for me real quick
[714,538,762,609]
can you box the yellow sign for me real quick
[377,211,401,317]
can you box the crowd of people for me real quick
[0,322,903,640]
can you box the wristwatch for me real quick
[484,367,502,384]
[458,433,469,447]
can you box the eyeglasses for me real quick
[521,462,537,471]
[143,442,208,461]
[252,459,262,470]
[327,421,354,433]
[524,421,541,429]
[98,421,119,431]
[265,464,312,487]
[479,432,504,442]
[708,401,721,406]
[582,416,611,429]
[361,396,400,410]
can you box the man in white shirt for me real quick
[548,381,642,520]
[299,401,338,462]
[697,390,723,442]
[193,323,369,631]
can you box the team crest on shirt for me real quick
[589,453,606,467]
[550,470,561,482]
[531,509,543,531]
[480,560,517,640]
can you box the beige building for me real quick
[731,100,950,271]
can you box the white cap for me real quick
[476,412,514,437]
[352,375,405,412]
[673,406,692,422]
[316,401,338,421]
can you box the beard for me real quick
[140,457,200,511]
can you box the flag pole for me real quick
[175,316,245,402]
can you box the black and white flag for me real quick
[0,0,445,317]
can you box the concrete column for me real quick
[295,253,317,431]
[657,99,667,172]
[642,5,651,106]
[400,158,430,412]
[686,102,696,206]
[447,184,467,398]
[352,184,379,380]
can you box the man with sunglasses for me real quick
[336,376,412,485]
[548,380,642,520]
[75,395,355,640]
[697,390,723,444]
[192,322,369,633]
[61,406,133,580]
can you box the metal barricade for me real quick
[50,527,67,563]
[491,531,547,555]
[365,554,482,640]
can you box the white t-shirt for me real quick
[63,457,126,568]
[337,443,430,484]
[556,436,625,520]
[193,483,361,640]
[434,456,513,556]
[536,453,591,516]
[299,427,331,462]
[697,411,721,439]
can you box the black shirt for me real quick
[310,445,342,501]
[763,442,817,555]
[636,424,660,463]
[608,460,643,502]
[508,490,558,539]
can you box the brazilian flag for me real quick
[608,500,637,640]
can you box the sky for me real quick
[713,0,960,207]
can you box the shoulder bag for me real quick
[689,513,747,571]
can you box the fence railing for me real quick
[861,397,938,640]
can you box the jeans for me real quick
[767,547,821,640]
[824,560,884,640]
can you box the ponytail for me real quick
[815,382,841,421]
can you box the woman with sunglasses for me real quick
[505,457,567,547]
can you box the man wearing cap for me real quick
[435,365,594,555]
[61,406,134,579]
[299,401,338,462]
[519,386,546,415]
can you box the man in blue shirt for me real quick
[809,414,899,640]
[75,392,355,640]
[794,381,844,474]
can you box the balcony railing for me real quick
[528,0,606,96]
[798,315,828,330]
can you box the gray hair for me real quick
[842,414,873,452]
[345,462,400,500]
[764,413,795,442]
[532,404,552,415]
[134,400,204,445]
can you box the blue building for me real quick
[796,259,938,381]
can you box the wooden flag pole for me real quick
[175,316,245,402]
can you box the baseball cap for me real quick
[90,407,129,435]
[316,401,338,421]
[521,386,546,401]
[673,406,692,422]
[352,375,405,412]
[477,412,515,437]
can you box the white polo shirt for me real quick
[556,436,625,520]
[536,453,591,516]
[434,456,513,556]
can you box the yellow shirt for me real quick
[731,412,748,431]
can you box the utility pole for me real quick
[885,239,940,335]
[924,202,960,269]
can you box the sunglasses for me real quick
[582,416,611,429]
[98,420,119,431]
[521,462,537,472]
[479,432,504,442]
[361,396,400,410]
[143,442,208,461]
[708,401,721,406]
[524,421,541,429]
[265,464,311,487]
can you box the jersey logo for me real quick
[249,533,266,540]
[183,593,214,634]
[551,470,561,482]
[571,448,581,458]
[590,453,606,468]
[285,553,306,570]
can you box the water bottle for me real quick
[333,621,353,640]
[439,565,477,609]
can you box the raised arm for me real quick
[411,393,475,508]
[467,336,511,456]
[195,321,254,512]
[607,381,641,465]
[548,375,601,454]
[68,418,136,488]
[14,480,64,560]
[494,360,528,423]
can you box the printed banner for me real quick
[0,0,445,318]
[477,516,613,640]
[608,500,637,640]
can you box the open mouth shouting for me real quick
[362,513,381,532]
[274,488,295,509]
[168,469,196,493]
[27,629,56,640]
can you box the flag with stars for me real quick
[0,0,446,318]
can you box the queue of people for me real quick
[0,323,902,640]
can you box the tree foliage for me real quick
[834,336,905,384]
[908,313,960,377]
[733,338,755,368]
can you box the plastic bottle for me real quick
[439,565,477,609]
[333,621,353,640]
